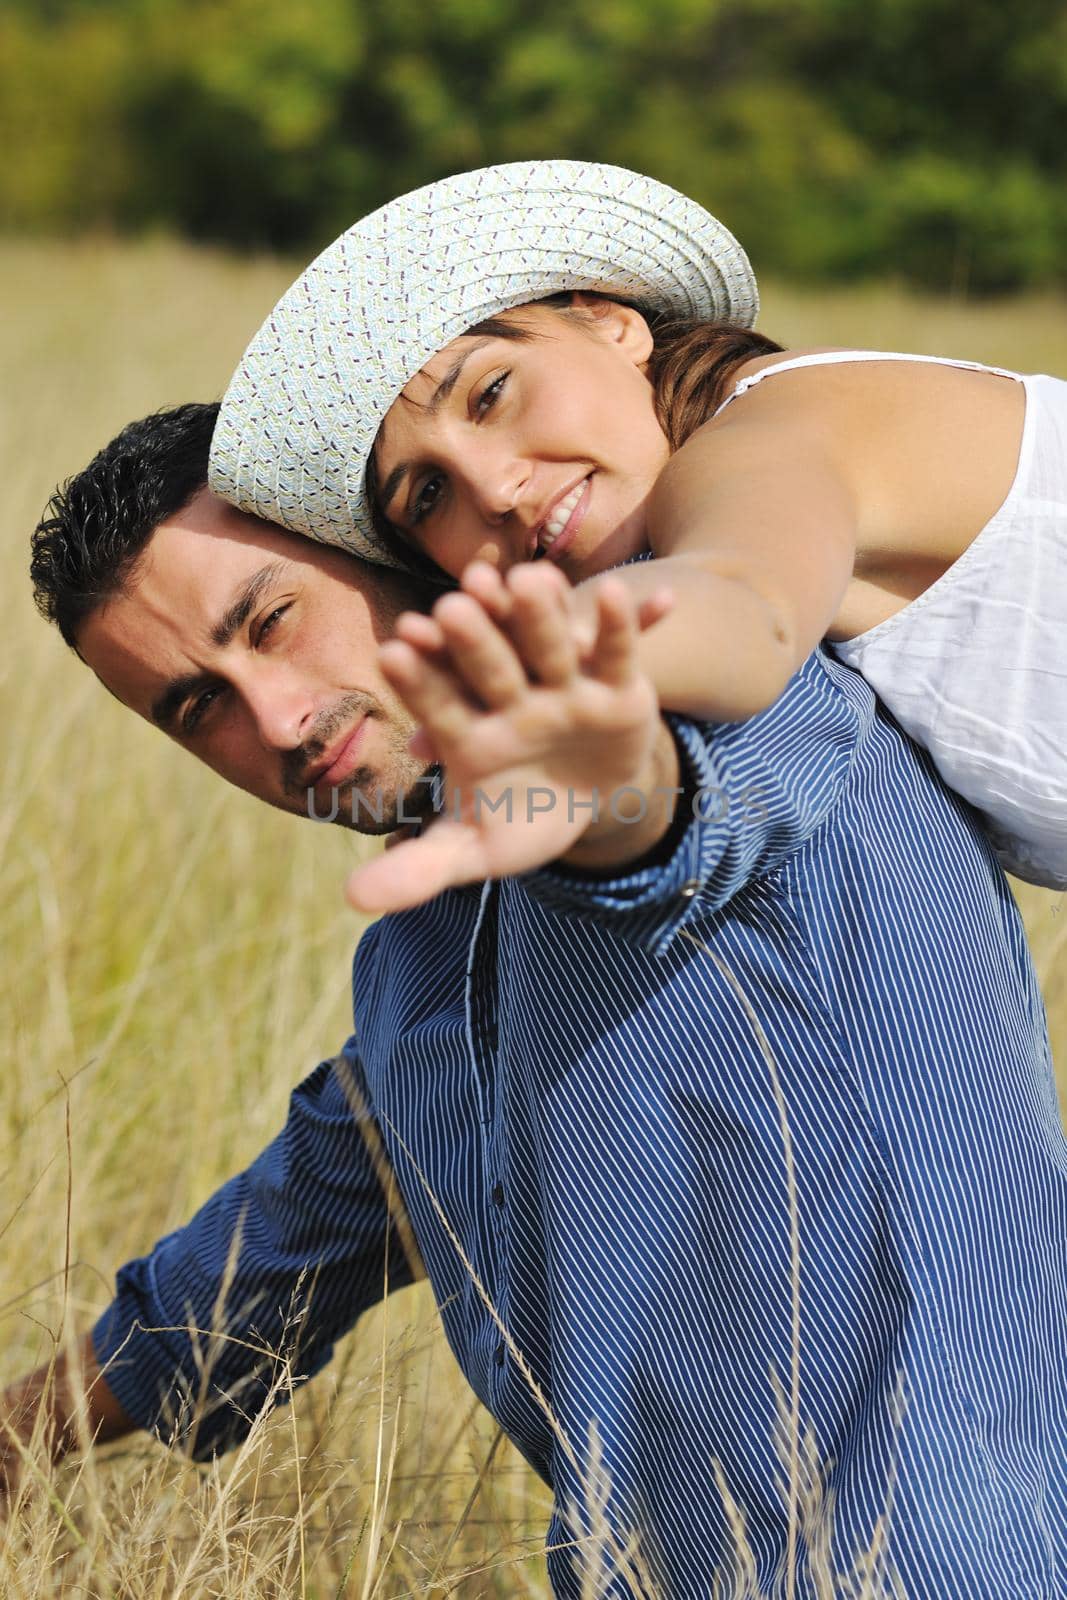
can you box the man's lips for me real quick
[304,719,368,790]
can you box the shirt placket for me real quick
[464,881,510,1380]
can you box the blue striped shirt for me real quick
[94,648,1067,1598]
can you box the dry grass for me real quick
[0,236,1064,1595]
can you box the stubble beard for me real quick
[330,746,437,834]
[282,690,434,835]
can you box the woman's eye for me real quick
[182,686,221,735]
[412,474,444,525]
[476,371,509,415]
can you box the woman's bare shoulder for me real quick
[721,344,1026,570]
[727,345,847,386]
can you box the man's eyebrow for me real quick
[209,560,288,649]
[378,338,496,518]
[150,561,291,731]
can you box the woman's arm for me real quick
[576,404,862,721]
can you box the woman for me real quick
[210,159,1067,888]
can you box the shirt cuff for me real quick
[91,1241,203,1446]
[524,714,734,957]
[90,1246,303,1458]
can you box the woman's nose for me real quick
[463,447,531,523]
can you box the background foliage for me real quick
[2,0,1067,292]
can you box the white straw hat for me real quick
[208,159,758,569]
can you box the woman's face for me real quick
[372,298,671,583]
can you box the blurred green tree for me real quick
[1,0,1065,290]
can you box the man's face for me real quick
[78,489,434,832]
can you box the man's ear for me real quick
[567,292,655,366]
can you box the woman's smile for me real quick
[535,474,592,561]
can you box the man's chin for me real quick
[299,765,439,835]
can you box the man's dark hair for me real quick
[31,402,221,649]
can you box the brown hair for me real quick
[645,317,785,450]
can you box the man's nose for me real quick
[244,666,314,751]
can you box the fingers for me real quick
[347,822,487,914]
[635,586,675,632]
[429,592,530,708]
[459,561,515,624]
[406,726,438,762]
[378,638,478,747]
[505,564,579,686]
[392,609,447,655]
[412,567,581,709]
[585,577,642,686]
[386,563,653,737]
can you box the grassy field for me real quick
[1,237,1065,1596]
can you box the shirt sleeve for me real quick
[91,1042,417,1460]
[524,650,864,957]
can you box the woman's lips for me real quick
[539,475,591,565]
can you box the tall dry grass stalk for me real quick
[1,237,1064,1594]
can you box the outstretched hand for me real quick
[346,562,676,915]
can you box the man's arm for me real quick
[4,1041,414,1482]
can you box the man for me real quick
[13,402,1067,1598]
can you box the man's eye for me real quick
[182,686,222,735]
[258,604,289,643]
[476,371,509,415]
[411,475,444,525]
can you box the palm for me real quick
[347,565,670,914]
[423,671,659,875]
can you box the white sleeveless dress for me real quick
[713,350,1067,889]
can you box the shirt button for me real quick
[680,878,701,899]
[491,1182,505,1208]
[494,1341,506,1367]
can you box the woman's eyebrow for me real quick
[378,338,497,516]
[426,337,495,416]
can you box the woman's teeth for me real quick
[540,480,586,549]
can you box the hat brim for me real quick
[209,160,758,569]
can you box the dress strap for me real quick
[711,349,1023,420]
